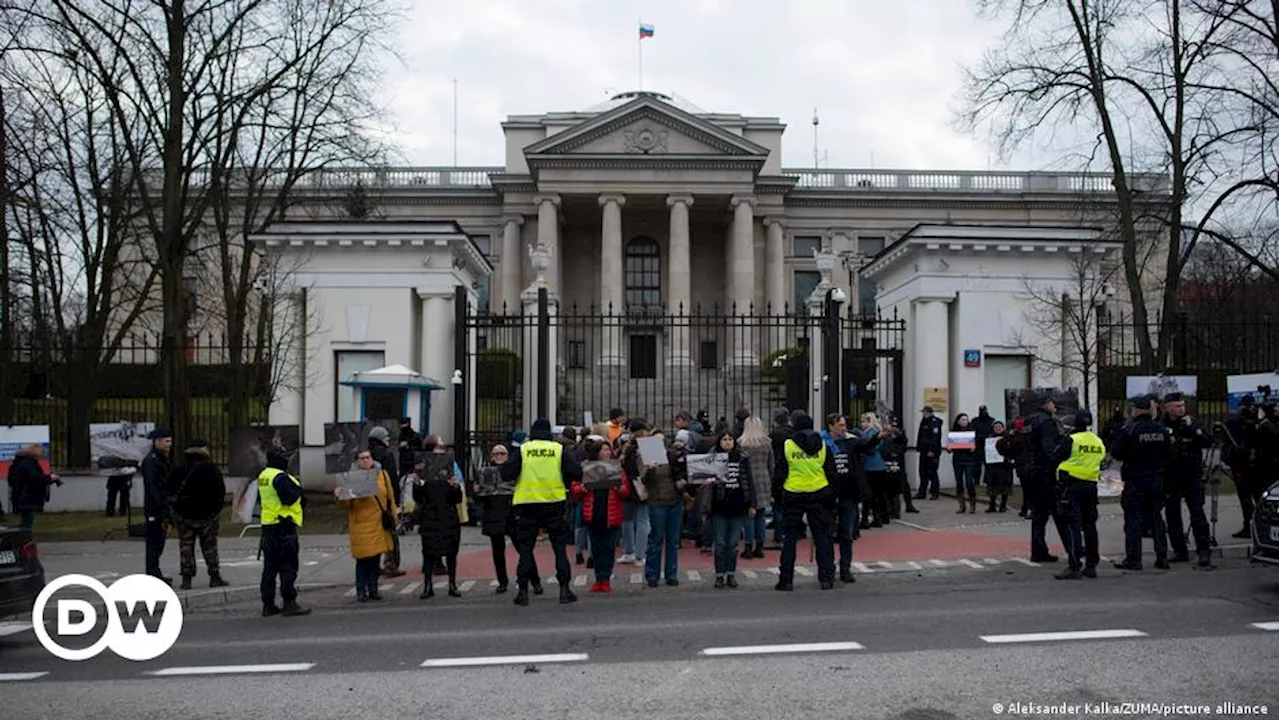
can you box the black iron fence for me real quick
[2,333,270,467]
[1097,312,1278,425]
[463,295,908,452]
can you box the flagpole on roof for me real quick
[637,18,644,90]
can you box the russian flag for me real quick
[639,23,654,39]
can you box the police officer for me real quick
[774,414,839,591]
[141,428,174,583]
[1223,395,1263,539]
[1113,396,1172,571]
[500,418,584,606]
[914,406,944,500]
[258,449,311,617]
[1161,392,1214,568]
[1051,410,1105,580]
[1026,394,1068,563]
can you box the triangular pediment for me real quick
[524,96,769,158]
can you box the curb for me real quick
[179,582,344,610]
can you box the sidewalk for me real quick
[29,491,1251,609]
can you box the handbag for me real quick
[374,474,395,531]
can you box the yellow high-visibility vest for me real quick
[257,468,304,527]
[514,440,566,505]
[783,439,828,493]
[1057,431,1105,482]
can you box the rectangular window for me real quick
[183,276,199,314]
[792,235,822,259]
[793,270,821,313]
[858,278,878,317]
[857,236,885,256]
[472,234,492,257]
[567,340,586,369]
[629,334,657,380]
[699,341,717,370]
[475,275,491,314]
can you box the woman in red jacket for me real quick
[573,440,631,593]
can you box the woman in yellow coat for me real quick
[335,449,398,602]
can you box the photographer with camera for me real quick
[1160,392,1214,568]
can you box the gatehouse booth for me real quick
[339,364,445,433]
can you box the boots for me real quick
[209,571,229,588]
[969,497,978,514]
[956,495,967,514]
[262,603,281,617]
[420,582,435,599]
[281,600,311,617]
[752,541,765,558]
[514,585,530,606]
[448,581,461,598]
[840,567,856,583]
[179,575,193,591]
[998,494,1008,513]
[740,545,753,560]
[559,585,578,604]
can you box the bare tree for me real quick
[961,0,1279,372]
[1011,249,1120,411]
[17,0,399,446]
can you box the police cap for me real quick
[1130,396,1152,410]
[1163,392,1184,403]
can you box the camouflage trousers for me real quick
[177,516,221,578]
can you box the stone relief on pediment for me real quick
[567,119,724,156]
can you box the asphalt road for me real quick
[1,560,1276,720]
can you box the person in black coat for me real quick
[7,444,62,530]
[707,432,755,588]
[413,450,464,599]
[169,441,229,590]
[141,428,174,583]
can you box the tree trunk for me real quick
[0,82,12,421]
[64,360,96,470]
[160,0,191,446]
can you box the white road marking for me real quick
[421,653,588,668]
[433,581,447,590]
[0,622,32,638]
[852,562,873,573]
[459,581,475,593]
[545,576,558,586]
[983,558,1002,565]
[399,582,422,595]
[699,641,865,657]
[573,575,587,587]
[906,561,923,571]
[980,629,1148,644]
[1012,558,1041,567]
[687,570,702,581]
[489,580,500,587]
[0,672,47,682]
[1251,622,1280,631]
[343,588,356,598]
[930,559,949,567]
[765,567,780,575]
[958,559,985,569]
[875,561,894,570]
[743,570,758,579]
[149,663,316,676]
[630,573,642,584]
[795,566,813,577]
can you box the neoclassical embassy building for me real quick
[256,91,1168,483]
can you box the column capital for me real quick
[763,215,785,229]
[730,195,757,211]
[911,294,957,305]
[534,193,561,208]
[502,214,525,227]
[598,193,626,208]
[666,193,694,208]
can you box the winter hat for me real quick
[792,414,815,432]
[531,418,552,435]
[675,429,694,447]
[368,426,390,440]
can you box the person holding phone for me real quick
[413,447,464,599]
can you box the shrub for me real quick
[476,348,521,399]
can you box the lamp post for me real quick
[823,286,847,418]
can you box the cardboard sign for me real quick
[337,468,380,499]
[636,436,669,466]
[581,460,623,490]
[89,422,155,466]
[984,437,1003,464]
[685,453,729,485]
[0,425,51,476]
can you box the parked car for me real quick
[1252,481,1279,564]
[0,526,45,618]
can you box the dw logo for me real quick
[32,574,184,661]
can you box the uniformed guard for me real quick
[500,418,584,606]
[1161,392,1214,568]
[1027,394,1069,563]
[1051,410,1105,580]
[774,414,838,591]
[257,449,311,616]
[1113,396,1172,571]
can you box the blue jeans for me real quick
[354,556,381,598]
[645,503,682,582]
[712,514,745,576]
[743,509,767,544]
[573,503,591,554]
[954,462,980,495]
[622,503,650,558]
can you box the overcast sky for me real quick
[375,0,1049,171]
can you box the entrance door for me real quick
[336,351,385,421]
[984,355,1031,421]
[363,388,406,423]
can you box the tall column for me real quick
[667,194,693,367]
[420,292,455,437]
[501,215,523,312]
[535,194,561,297]
[729,195,758,366]
[598,193,626,365]
[763,217,786,314]
[912,297,951,490]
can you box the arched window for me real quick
[624,236,661,308]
